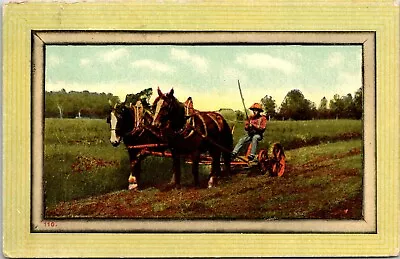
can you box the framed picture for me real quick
[3,1,399,257]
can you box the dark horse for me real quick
[108,100,165,190]
[152,88,233,188]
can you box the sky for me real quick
[45,44,362,111]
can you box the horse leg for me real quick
[222,150,232,176]
[171,151,181,188]
[128,150,140,190]
[128,149,147,190]
[129,160,143,190]
[208,150,222,188]
[191,151,200,187]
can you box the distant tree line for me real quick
[45,89,120,118]
[45,88,155,119]
[233,87,363,121]
[45,87,363,121]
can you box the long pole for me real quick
[237,80,248,119]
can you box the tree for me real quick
[329,94,344,119]
[44,90,120,118]
[260,95,276,119]
[306,99,318,119]
[279,89,315,120]
[55,89,67,118]
[317,97,329,119]
[353,87,363,119]
[125,88,153,109]
[44,92,59,118]
[329,91,362,120]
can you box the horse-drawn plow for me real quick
[125,141,286,177]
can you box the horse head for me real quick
[107,102,135,147]
[152,87,182,129]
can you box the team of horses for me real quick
[108,88,282,190]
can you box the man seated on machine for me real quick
[231,103,267,161]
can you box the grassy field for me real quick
[232,119,362,150]
[44,118,363,219]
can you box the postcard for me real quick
[3,1,399,258]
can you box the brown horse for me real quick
[108,100,165,190]
[152,88,233,188]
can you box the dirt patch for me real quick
[71,155,120,173]
[307,193,363,219]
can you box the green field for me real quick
[44,118,363,219]
[232,119,362,150]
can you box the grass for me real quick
[232,119,362,151]
[44,118,211,207]
[44,118,363,219]
[46,140,363,219]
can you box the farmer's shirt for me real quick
[245,114,267,136]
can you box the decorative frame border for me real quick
[32,30,376,234]
[3,2,399,257]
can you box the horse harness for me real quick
[113,101,150,138]
[177,99,225,140]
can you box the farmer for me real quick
[231,103,267,161]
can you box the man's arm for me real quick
[250,116,267,134]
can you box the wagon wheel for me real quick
[257,149,269,174]
[271,155,286,177]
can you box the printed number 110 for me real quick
[44,221,57,227]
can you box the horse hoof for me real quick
[208,177,216,188]
[128,183,138,190]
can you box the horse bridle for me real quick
[109,108,122,134]
[154,96,172,125]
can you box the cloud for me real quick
[337,71,362,92]
[79,58,91,67]
[222,67,249,83]
[131,59,175,73]
[326,52,345,68]
[235,53,297,75]
[297,70,362,106]
[99,48,129,63]
[47,55,62,67]
[170,48,208,73]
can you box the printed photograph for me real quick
[43,43,364,221]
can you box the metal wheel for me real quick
[271,155,285,177]
[257,149,269,174]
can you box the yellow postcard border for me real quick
[3,1,399,258]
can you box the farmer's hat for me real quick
[249,103,263,112]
